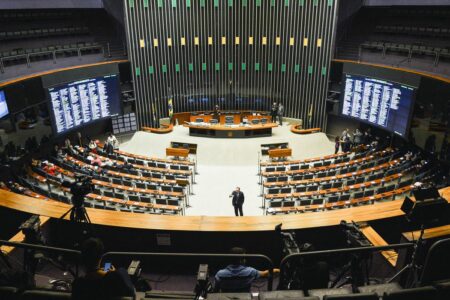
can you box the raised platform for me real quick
[184,123,278,138]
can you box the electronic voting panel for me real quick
[48,74,121,134]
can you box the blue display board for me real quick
[341,74,415,137]
[48,74,121,134]
[0,90,9,119]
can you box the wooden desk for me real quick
[291,125,321,134]
[177,111,270,125]
[361,225,399,267]
[97,144,194,166]
[268,148,292,159]
[142,124,173,134]
[171,142,198,155]
[184,123,278,138]
[166,147,189,158]
[0,187,449,232]
[402,225,450,242]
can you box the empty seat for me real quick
[292,175,303,181]
[135,182,147,189]
[354,191,364,199]
[312,199,324,206]
[268,188,280,195]
[21,290,71,299]
[296,186,307,192]
[122,180,133,187]
[115,192,125,200]
[321,183,332,190]
[147,185,158,190]
[383,286,437,300]
[307,185,318,192]
[173,186,184,193]
[332,182,343,189]
[0,286,18,300]
[364,190,375,197]
[112,178,122,185]
[283,201,295,207]
[376,186,387,194]
[161,186,172,192]
[278,176,289,182]
[328,196,339,203]
[267,177,278,183]
[300,199,312,206]
[323,293,378,300]
[270,201,282,208]
[280,187,292,194]
[135,160,145,166]
[355,177,364,184]
[103,191,114,198]
[340,194,350,201]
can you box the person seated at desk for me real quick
[72,238,136,300]
[214,247,279,292]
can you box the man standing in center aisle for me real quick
[230,187,245,216]
[270,102,278,123]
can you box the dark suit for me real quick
[270,105,278,123]
[231,191,245,216]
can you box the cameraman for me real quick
[72,238,135,300]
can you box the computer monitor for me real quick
[0,90,9,119]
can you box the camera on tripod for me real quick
[61,174,94,222]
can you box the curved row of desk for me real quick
[1,187,449,232]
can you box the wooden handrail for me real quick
[290,124,321,134]
[332,59,450,84]
[0,60,127,87]
[142,124,174,134]
[1,186,448,232]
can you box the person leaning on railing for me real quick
[214,247,279,293]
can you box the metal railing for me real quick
[0,240,81,276]
[0,240,275,290]
[358,44,447,67]
[101,251,275,291]
[278,243,414,289]
[0,44,108,73]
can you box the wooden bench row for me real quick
[261,149,393,177]
[22,172,184,215]
[263,173,403,200]
[263,158,405,187]
[266,185,413,214]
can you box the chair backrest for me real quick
[20,290,71,300]
[270,201,282,208]
[280,187,291,194]
[383,286,437,300]
[323,293,377,300]
[268,188,279,195]
[0,286,18,300]
[420,238,450,285]
[283,201,295,207]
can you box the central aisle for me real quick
[120,124,334,216]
